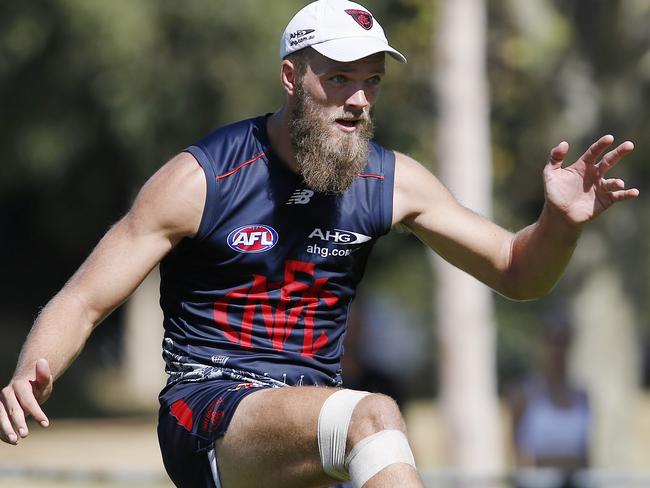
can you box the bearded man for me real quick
[0,1,639,488]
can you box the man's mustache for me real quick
[328,110,371,124]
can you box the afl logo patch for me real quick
[227,225,278,253]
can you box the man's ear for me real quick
[280,60,298,96]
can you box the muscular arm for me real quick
[393,136,637,300]
[393,152,536,299]
[1,152,205,444]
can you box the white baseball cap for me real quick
[280,0,407,63]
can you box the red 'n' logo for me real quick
[345,9,373,30]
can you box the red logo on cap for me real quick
[345,9,373,30]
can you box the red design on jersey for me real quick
[357,172,384,180]
[216,153,266,181]
[170,400,194,431]
[213,260,337,358]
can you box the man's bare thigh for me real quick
[215,386,339,488]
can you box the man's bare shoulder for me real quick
[392,151,453,226]
[128,151,206,241]
[154,151,205,188]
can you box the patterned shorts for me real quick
[157,379,271,487]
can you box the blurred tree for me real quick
[432,0,503,481]
[0,0,307,412]
[0,0,439,411]
[488,0,649,475]
[0,0,647,440]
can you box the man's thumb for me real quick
[34,358,53,390]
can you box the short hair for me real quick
[283,47,316,82]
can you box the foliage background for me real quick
[1,0,649,416]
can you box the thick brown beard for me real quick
[289,84,374,194]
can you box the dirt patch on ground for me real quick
[0,417,172,487]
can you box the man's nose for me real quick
[345,88,370,110]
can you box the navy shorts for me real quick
[157,379,270,487]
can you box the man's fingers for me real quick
[600,178,625,192]
[578,134,615,165]
[600,178,640,200]
[0,360,54,443]
[0,372,51,445]
[597,141,634,177]
[14,381,49,428]
[548,141,569,168]
[0,401,19,445]
[0,386,28,439]
[609,188,640,202]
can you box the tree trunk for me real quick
[432,0,504,481]
[123,266,166,411]
[571,244,643,476]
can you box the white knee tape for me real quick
[346,430,416,488]
[317,389,370,480]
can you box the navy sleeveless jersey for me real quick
[159,115,395,389]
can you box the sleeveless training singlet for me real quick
[159,115,396,389]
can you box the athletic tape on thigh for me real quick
[317,389,370,480]
[346,429,416,488]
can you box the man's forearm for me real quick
[13,290,96,382]
[506,203,582,300]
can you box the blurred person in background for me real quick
[341,294,428,406]
[509,314,590,488]
[0,1,638,487]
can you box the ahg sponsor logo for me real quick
[307,244,353,258]
[308,228,371,245]
[227,225,278,253]
[290,29,315,38]
[289,29,316,47]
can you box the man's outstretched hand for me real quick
[543,135,639,225]
[0,358,53,445]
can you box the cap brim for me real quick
[311,37,407,63]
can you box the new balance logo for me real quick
[286,189,314,205]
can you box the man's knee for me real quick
[348,393,406,448]
[317,389,415,487]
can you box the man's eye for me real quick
[329,75,347,84]
[367,76,382,86]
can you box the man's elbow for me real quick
[497,277,557,302]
